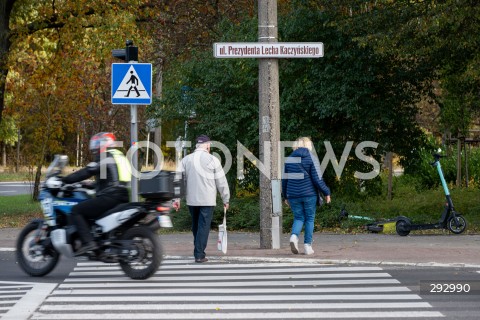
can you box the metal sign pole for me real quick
[112,40,153,203]
[131,104,138,202]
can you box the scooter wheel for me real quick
[396,220,411,236]
[447,214,467,234]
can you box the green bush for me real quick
[404,144,480,190]
[171,196,262,232]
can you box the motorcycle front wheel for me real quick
[119,226,163,280]
[16,221,60,277]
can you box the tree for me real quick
[0,0,16,124]
[323,0,480,139]
[155,4,433,195]
[0,114,17,166]
[5,0,150,198]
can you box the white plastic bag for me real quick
[217,208,227,254]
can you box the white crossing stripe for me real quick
[31,259,444,319]
[0,281,56,320]
[61,278,400,286]
[54,286,409,293]
[30,311,445,319]
[67,271,393,279]
[38,302,434,311]
[46,294,423,302]
[74,260,383,273]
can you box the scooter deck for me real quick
[406,222,446,231]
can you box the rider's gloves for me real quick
[45,177,63,189]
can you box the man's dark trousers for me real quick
[188,206,214,260]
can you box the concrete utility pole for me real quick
[214,2,322,250]
[258,0,282,249]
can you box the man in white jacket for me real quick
[178,134,230,263]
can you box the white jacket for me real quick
[180,148,230,206]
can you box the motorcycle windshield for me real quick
[46,155,69,178]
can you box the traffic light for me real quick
[112,40,138,62]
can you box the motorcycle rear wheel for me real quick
[119,226,163,280]
[16,221,59,277]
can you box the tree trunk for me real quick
[153,57,163,168]
[386,152,393,200]
[15,128,20,172]
[464,141,469,188]
[33,164,42,201]
[0,0,16,124]
[456,138,462,187]
[1,142,6,167]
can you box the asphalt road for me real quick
[0,251,75,283]
[0,181,34,196]
[1,251,479,319]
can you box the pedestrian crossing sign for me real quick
[111,63,152,105]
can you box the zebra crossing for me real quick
[0,281,56,319]
[30,259,444,319]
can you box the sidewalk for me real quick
[2,228,480,267]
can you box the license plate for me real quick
[157,215,173,228]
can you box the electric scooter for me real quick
[339,206,397,233]
[395,153,467,236]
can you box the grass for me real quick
[0,171,35,182]
[319,184,480,235]
[0,195,42,228]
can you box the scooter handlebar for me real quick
[430,153,444,166]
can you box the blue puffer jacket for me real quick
[282,147,330,199]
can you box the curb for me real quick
[165,255,480,269]
[2,249,479,268]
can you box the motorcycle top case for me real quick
[139,171,184,200]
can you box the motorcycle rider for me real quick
[61,132,131,255]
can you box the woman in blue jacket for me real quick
[282,137,331,255]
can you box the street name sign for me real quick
[111,63,152,105]
[213,42,323,59]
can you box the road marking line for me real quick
[38,302,434,311]
[67,271,393,280]
[1,283,56,320]
[45,294,423,302]
[74,265,384,272]
[30,311,445,319]
[75,262,384,271]
[52,286,411,295]
[62,278,400,286]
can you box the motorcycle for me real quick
[16,154,181,280]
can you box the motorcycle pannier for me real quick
[139,171,184,200]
